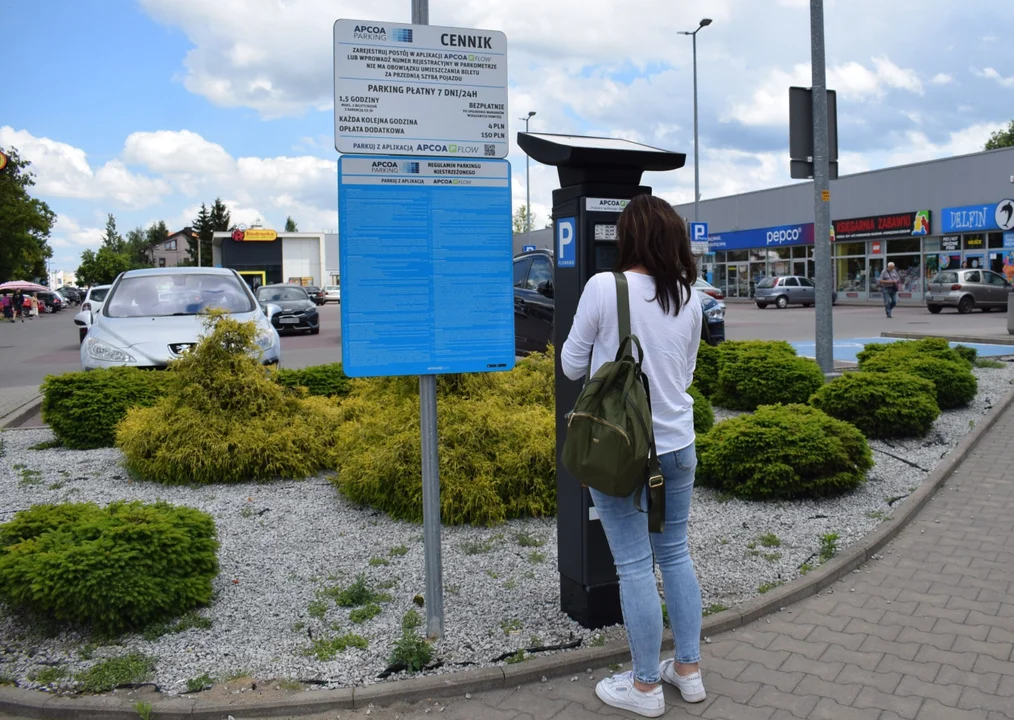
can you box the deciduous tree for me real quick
[985,120,1014,150]
[0,146,54,283]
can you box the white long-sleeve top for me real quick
[561,271,702,455]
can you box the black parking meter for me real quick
[517,132,686,628]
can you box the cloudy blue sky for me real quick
[2,0,1011,274]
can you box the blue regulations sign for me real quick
[337,155,515,377]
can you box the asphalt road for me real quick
[1,300,1010,390]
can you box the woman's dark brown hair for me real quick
[615,194,698,315]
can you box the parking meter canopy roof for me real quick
[518,132,686,187]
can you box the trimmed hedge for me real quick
[275,363,351,398]
[693,343,719,398]
[332,352,556,526]
[856,337,971,369]
[117,314,346,484]
[41,368,168,449]
[696,404,873,501]
[860,353,977,410]
[0,501,218,633]
[688,384,714,435]
[712,342,824,411]
[809,371,940,438]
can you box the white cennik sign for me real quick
[333,20,508,158]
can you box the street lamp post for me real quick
[678,18,712,223]
[521,111,536,245]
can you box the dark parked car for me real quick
[926,269,1013,314]
[37,291,63,312]
[57,287,82,305]
[303,285,325,306]
[754,275,837,309]
[255,284,320,334]
[513,248,724,355]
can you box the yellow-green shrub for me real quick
[275,363,351,398]
[696,404,873,501]
[0,501,217,634]
[117,314,344,484]
[332,352,556,525]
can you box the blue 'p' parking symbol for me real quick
[557,218,576,268]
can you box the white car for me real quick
[74,284,112,343]
[322,285,341,303]
[79,268,281,371]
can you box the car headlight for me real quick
[256,331,275,350]
[704,305,725,322]
[86,338,136,363]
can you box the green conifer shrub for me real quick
[696,404,873,501]
[809,371,940,438]
[0,501,217,634]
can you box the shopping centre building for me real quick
[211,229,339,290]
[672,145,1014,302]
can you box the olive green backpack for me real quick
[562,272,665,532]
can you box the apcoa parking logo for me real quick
[370,160,399,174]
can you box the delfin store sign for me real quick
[942,200,1014,233]
[708,223,814,251]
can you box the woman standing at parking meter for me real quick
[561,194,705,717]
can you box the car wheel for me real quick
[927,304,942,314]
[775,295,789,309]
[957,296,974,314]
[755,302,767,309]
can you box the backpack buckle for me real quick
[648,474,664,489]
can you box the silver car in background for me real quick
[80,268,281,370]
[754,275,838,309]
[926,269,1013,314]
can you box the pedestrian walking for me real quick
[561,194,706,718]
[12,290,23,322]
[28,294,40,319]
[879,261,901,318]
[0,293,11,322]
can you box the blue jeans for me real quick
[589,443,702,684]
[883,288,898,315]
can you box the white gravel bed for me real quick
[0,360,1011,693]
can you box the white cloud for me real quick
[931,73,954,85]
[725,56,924,127]
[123,130,236,175]
[49,216,104,251]
[976,67,1014,88]
[0,126,170,209]
[888,122,1006,166]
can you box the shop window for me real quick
[964,235,986,251]
[770,247,792,259]
[726,250,748,263]
[886,254,922,294]
[791,246,810,259]
[987,233,1004,249]
[923,238,941,252]
[887,238,920,254]
[835,257,867,293]
[835,242,865,257]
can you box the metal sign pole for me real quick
[810,0,834,376]
[411,0,443,641]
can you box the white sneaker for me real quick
[594,671,665,718]
[660,659,707,703]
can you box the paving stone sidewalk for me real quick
[0,385,41,427]
[320,403,1014,720]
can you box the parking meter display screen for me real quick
[594,224,617,241]
[596,244,618,272]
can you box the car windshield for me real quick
[325,286,340,292]
[104,274,255,318]
[257,287,308,302]
[89,288,110,303]
[756,278,777,289]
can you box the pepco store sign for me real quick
[832,210,930,241]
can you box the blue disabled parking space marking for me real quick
[790,337,1014,364]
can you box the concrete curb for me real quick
[880,331,1014,346]
[0,395,42,429]
[2,389,1012,719]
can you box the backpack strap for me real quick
[613,272,665,533]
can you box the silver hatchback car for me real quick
[754,275,838,309]
[926,269,1013,314]
[80,268,282,370]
